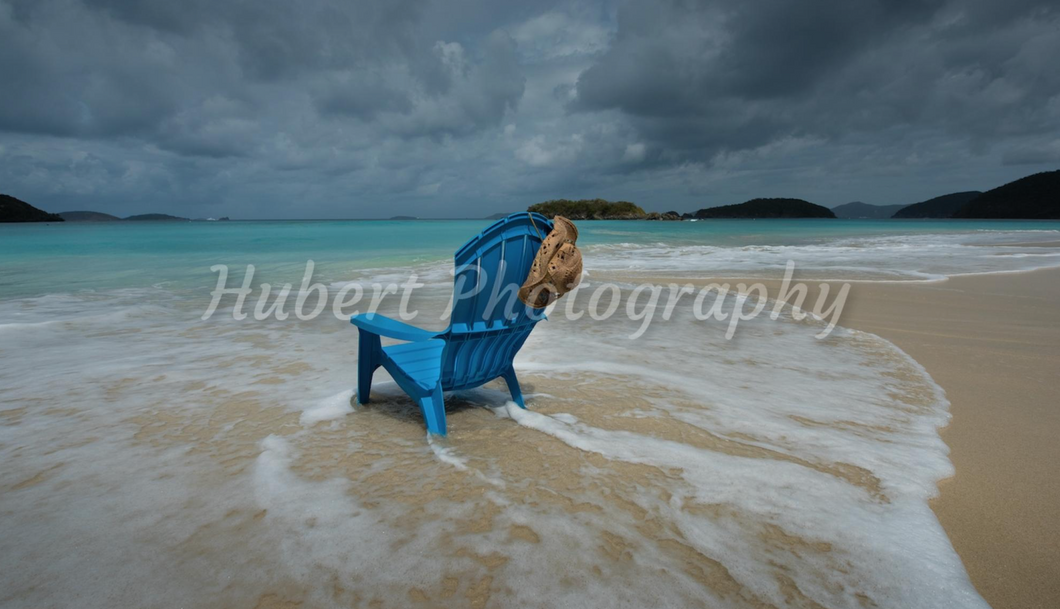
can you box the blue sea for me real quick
[3,218,1060,298]
[2,218,1058,608]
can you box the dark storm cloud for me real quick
[0,0,536,217]
[0,0,518,140]
[312,31,525,139]
[573,0,1060,159]
[82,0,427,78]
[575,0,942,114]
[1,0,1058,217]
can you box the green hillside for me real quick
[60,211,121,222]
[892,192,982,218]
[953,171,1060,219]
[832,202,905,219]
[528,199,647,219]
[0,194,64,222]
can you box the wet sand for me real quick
[754,268,1060,609]
[4,264,1055,608]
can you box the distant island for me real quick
[892,191,982,219]
[691,198,835,219]
[647,211,683,220]
[953,170,1060,219]
[124,213,189,221]
[8,168,1058,224]
[60,212,228,222]
[527,198,833,220]
[59,211,121,222]
[2,198,224,223]
[528,199,650,220]
[678,170,1055,220]
[832,201,906,219]
[1,194,64,222]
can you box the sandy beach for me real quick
[730,268,1060,609]
[638,264,1060,608]
[832,268,1060,609]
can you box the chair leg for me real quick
[419,383,447,436]
[357,330,381,405]
[502,367,525,409]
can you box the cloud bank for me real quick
[1,0,1057,217]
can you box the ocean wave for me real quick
[583,229,1060,281]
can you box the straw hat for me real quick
[519,214,583,308]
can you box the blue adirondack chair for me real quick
[351,213,553,435]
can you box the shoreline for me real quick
[763,267,1060,609]
[634,266,1060,608]
[834,267,1060,609]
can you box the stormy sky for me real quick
[2,0,1058,219]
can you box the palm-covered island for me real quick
[528,199,652,219]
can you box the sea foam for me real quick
[0,228,1003,607]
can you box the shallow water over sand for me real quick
[0,278,989,608]
[7,220,1054,607]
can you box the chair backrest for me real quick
[441,213,552,391]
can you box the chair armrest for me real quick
[350,313,442,342]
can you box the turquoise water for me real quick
[3,218,1060,299]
